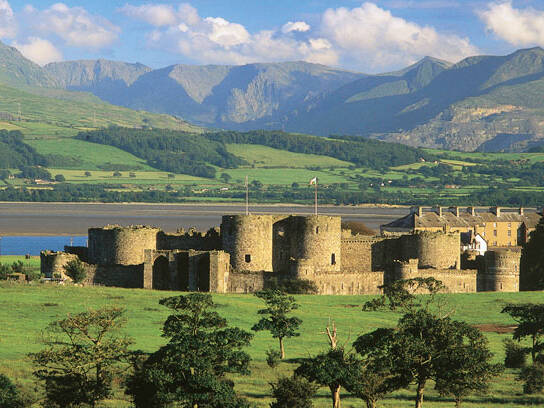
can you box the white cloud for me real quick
[122,1,478,71]
[13,37,63,65]
[282,21,311,34]
[321,2,478,69]
[0,0,16,39]
[119,4,177,27]
[23,3,120,49]
[479,1,544,47]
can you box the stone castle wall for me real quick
[157,228,221,251]
[88,226,159,265]
[395,259,477,293]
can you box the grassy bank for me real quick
[0,284,543,407]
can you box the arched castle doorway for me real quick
[152,256,170,290]
[197,255,210,292]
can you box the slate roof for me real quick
[382,208,542,231]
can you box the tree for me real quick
[296,348,356,408]
[434,325,502,407]
[0,169,11,180]
[220,173,232,183]
[113,171,122,177]
[63,259,87,283]
[29,307,132,408]
[252,290,302,359]
[519,362,544,394]
[520,215,544,290]
[126,294,252,408]
[84,171,92,177]
[54,174,66,182]
[269,376,318,408]
[502,303,544,362]
[0,374,22,408]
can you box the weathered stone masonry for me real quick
[41,214,522,294]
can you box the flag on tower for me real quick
[309,177,318,185]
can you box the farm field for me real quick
[0,284,543,407]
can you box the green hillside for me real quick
[0,83,197,136]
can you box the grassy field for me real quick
[0,284,543,407]
[226,144,352,168]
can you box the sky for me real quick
[2,0,544,73]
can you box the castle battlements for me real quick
[40,213,523,295]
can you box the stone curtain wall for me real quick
[157,229,221,251]
[88,226,159,265]
[395,260,477,293]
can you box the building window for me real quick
[508,230,511,237]
[245,254,251,263]
[331,253,336,265]
[316,226,319,234]
[493,222,497,228]
[493,230,497,236]
[494,241,497,246]
[482,231,486,237]
[508,223,511,227]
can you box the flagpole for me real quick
[245,175,249,215]
[314,179,318,215]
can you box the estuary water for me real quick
[0,236,87,255]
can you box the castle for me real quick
[41,212,524,294]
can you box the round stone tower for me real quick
[88,225,159,265]
[291,215,341,272]
[221,215,274,272]
[401,231,460,269]
[483,248,521,292]
[40,251,80,278]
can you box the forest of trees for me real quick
[76,128,245,178]
[0,130,47,169]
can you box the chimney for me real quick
[411,206,424,217]
[494,206,501,217]
[468,206,476,216]
[519,207,524,216]
[454,206,460,217]
[434,206,443,217]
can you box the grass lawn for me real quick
[221,167,354,185]
[46,168,219,185]
[226,144,352,168]
[0,284,543,407]
[0,255,40,269]
[27,138,155,171]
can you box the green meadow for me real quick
[0,283,543,407]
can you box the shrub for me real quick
[112,171,122,177]
[266,349,281,368]
[504,339,527,368]
[270,376,318,408]
[64,259,87,283]
[84,171,92,177]
[269,279,319,295]
[54,174,66,182]
[10,261,24,273]
[519,363,544,394]
[0,264,9,280]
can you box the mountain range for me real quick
[2,39,544,152]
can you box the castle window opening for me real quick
[331,253,336,265]
[245,254,251,263]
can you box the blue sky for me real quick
[2,0,544,72]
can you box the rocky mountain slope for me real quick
[2,39,544,152]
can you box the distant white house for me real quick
[461,231,488,256]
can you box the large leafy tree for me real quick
[521,215,544,290]
[434,325,503,407]
[502,303,544,362]
[252,290,302,359]
[29,307,132,408]
[126,293,253,408]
